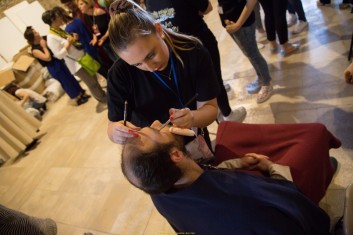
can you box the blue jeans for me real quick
[229,23,272,84]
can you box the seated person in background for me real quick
[344,61,353,84]
[4,83,47,120]
[121,121,331,235]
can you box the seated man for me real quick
[121,121,331,235]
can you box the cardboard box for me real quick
[12,55,35,72]
[7,46,46,94]
[0,68,16,88]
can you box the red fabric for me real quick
[214,122,342,204]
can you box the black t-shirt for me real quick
[172,0,209,35]
[107,44,220,127]
[145,0,209,34]
[146,0,178,32]
[217,0,255,28]
[83,13,110,39]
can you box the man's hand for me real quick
[240,153,269,169]
[244,153,273,173]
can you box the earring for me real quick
[161,34,165,39]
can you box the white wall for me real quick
[0,1,47,69]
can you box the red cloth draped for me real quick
[214,122,341,204]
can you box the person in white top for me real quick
[42,9,107,111]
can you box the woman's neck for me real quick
[86,7,94,16]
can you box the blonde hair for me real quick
[108,0,202,66]
[76,0,94,8]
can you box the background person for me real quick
[24,26,89,106]
[42,9,107,112]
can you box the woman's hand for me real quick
[72,33,79,41]
[98,35,107,46]
[225,19,241,34]
[169,108,194,129]
[90,35,98,46]
[108,121,141,144]
[39,39,47,48]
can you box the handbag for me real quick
[78,53,101,76]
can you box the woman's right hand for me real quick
[108,121,141,144]
[39,39,47,48]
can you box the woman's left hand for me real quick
[169,108,194,129]
[225,20,241,34]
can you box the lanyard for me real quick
[152,55,183,107]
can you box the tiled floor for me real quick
[1,0,353,234]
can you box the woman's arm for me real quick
[225,0,257,33]
[32,39,52,62]
[46,34,72,60]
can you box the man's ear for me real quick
[170,148,184,163]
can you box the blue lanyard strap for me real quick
[153,56,183,106]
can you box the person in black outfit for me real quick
[144,0,246,122]
[259,0,299,56]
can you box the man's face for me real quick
[130,121,176,152]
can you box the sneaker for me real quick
[287,13,297,27]
[256,85,273,103]
[257,43,265,49]
[270,45,279,53]
[246,79,262,94]
[292,21,308,34]
[280,43,300,57]
[219,106,247,123]
[339,3,350,9]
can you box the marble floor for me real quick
[1,0,353,234]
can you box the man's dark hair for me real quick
[122,137,185,195]
[24,26,34,45]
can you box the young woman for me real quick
[76,0,119,63]
[42,10,107,107]
[144,0,246,121]
[107,0,221,148]
[259,0,299,56]
[51,6,109,78]
[217,0,274,103]
[24,26,89,106]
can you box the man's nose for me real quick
[150,120,162,129]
